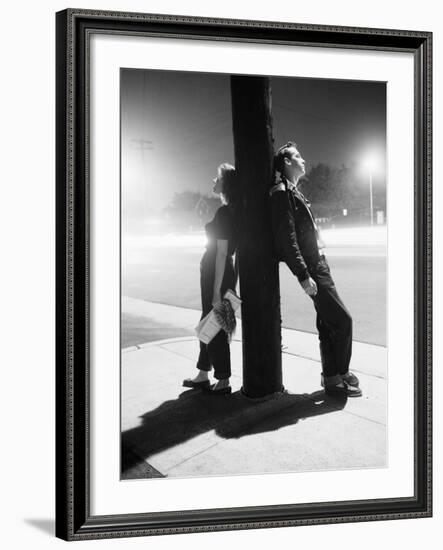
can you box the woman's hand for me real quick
[212,292,222,308]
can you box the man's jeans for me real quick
[309,257,353,379]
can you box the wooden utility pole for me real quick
[231,76,283,398]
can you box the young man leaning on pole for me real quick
[270,141,362,397]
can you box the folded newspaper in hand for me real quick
[195,289,241,344]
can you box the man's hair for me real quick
[217,163,238,205]
[274,141,298,174]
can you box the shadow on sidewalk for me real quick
[121,388,347,478]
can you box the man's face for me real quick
[284,147,306,178]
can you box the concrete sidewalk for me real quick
[121,297,387,480]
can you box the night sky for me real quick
[121,68,386,220]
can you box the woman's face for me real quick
[212,174,224,196]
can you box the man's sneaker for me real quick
[321,371,360,388]
[341,371,360,387]
[324,380,362,398]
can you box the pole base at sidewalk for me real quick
[240,385,286,401]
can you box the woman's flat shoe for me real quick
[182,378,210,389]
[207,384,232,395]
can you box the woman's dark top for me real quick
[204,205,237,257]
[200,205,237,303]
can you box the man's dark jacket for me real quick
[269,176,322,283]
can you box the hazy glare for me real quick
[121,69,386,229]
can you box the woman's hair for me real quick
[218,163,238,205]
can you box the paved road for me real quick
[123,232,386,346]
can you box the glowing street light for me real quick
[362,154,377,226]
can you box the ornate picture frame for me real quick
[55,8,432,541]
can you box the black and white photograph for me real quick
[120,68,387,480]
[53,6,432,543]
[1,0,438,546]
